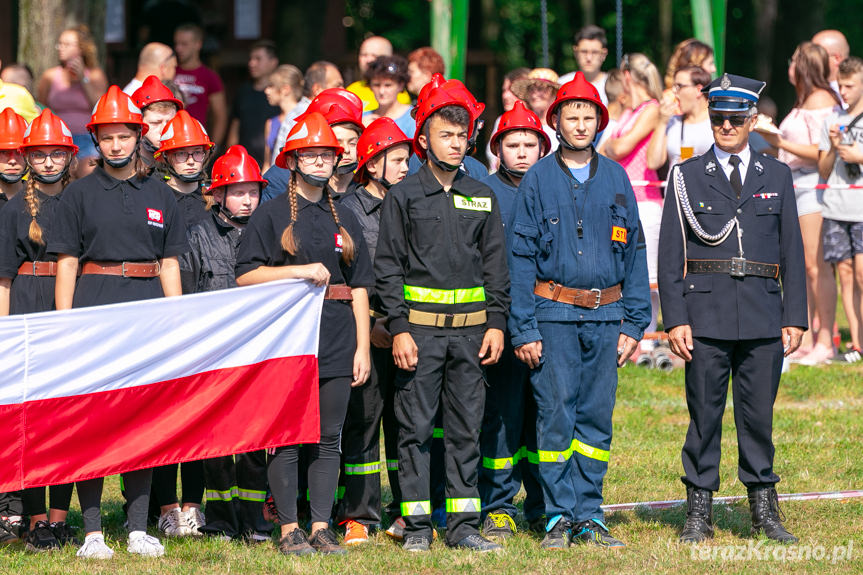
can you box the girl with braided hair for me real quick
[235,112,372,556]
[0,109,79,552]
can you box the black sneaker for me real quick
[0,516,21,544]
[50,521,80,546]
[24,520,60,553]
[483,511,517,540]
[451,533,502,552]
[540,516,570,549]
[571,519,625,548]
[277,527,315,556]
[402,534,431,552]
[309,527,347,555]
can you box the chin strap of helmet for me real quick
[0,170,26,184]
[555,123,592,152]
[141,137,160,157]
[294,151,334,187]
[497,155,526,180]
[92,131,141,169]
[336,161,358,176]
[369,150,395,190]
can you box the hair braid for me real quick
[279,171,300,254]
[24,177,44,245]
[325,187,355,264]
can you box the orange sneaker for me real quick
[343,519,369,546]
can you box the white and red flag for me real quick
[0,279,324,492]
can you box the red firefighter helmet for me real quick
[489,100,550,155]
[412,83,476,159]
[546,71,608,131]
[154,110,214,159]
[410,72,446,119]
[22,109,78,153]
[0,109,28,151]
[442,79,485,124]
[275,112,344,169]
[355,117,411,179]
[86,85,149,134]
[131,75,183,111]
[297,89,364,132]
[208,145,268,194]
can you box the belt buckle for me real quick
[121,262,129,277]
[31,261,38,275]
[443,313,455,328]
[730,257,747,278]
[590,288,602,309]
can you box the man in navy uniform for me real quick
[658,73,807,544]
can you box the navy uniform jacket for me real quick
[507,151,651,348]
[657,146,808,340]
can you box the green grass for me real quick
[2,363,862,574]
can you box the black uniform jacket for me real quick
[374,162,510,336]
[658,146,808,340]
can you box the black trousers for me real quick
[682,337,784,492]
[395,330,486,545]
[79,469,152,533]
[268,376,351,525]
[200,451,271,539]
[336,344,401,526]
[0,492,22,517]
[22,484,74,517]
[151,461,205,508]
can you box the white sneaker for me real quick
[76,533,114,560]
[127,531,165,557]
[158,507,192,537]
[184,507,206,536]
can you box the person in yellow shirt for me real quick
[346,36,410,111]
[0,59,40,122]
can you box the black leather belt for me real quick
[687,258,779,279]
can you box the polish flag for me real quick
[0,279,324,492]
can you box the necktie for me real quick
[729,155,743,198]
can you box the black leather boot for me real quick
[679,486,714,543]
[748,486,798,544]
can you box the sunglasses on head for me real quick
[709,113,750,127]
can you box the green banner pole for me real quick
[710,0,727,75]
[432,0,469,80]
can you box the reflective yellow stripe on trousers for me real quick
[537,438,610,463]
[345,461,381,475]
[445,498,481,513]
[482,446,540,470]
[401,500,432,516]
[403,285,486,304]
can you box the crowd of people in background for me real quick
[0,18,859,561]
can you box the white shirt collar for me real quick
[712,144,751,185]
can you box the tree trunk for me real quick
[18,0,105,81]
[753,0,777,85]
[580,0,594,25]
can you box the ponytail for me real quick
[279,171,300,254]
[325,187,355,264]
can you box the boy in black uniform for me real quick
[375,81,509,552]
[179,145,272,542]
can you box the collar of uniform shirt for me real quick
[712,144,752,186]
[94,165,143,190]
[354,185,382,214]
[417,161,468,196]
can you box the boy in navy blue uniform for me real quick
[478,100,548,539]
[658,74,807,544]
[508,73,650,549]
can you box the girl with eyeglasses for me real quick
[0,110,80,552]
[235,112,372,555]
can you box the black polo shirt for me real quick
[0,189,62,314]
[48,166,189,308]
[236,190,373,378]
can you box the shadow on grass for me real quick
[634,501,753,538]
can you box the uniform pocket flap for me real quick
[513,222,539,239]
[754,199,781,215]
[684,274,713,293]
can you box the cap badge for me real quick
[720,74,731,91]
